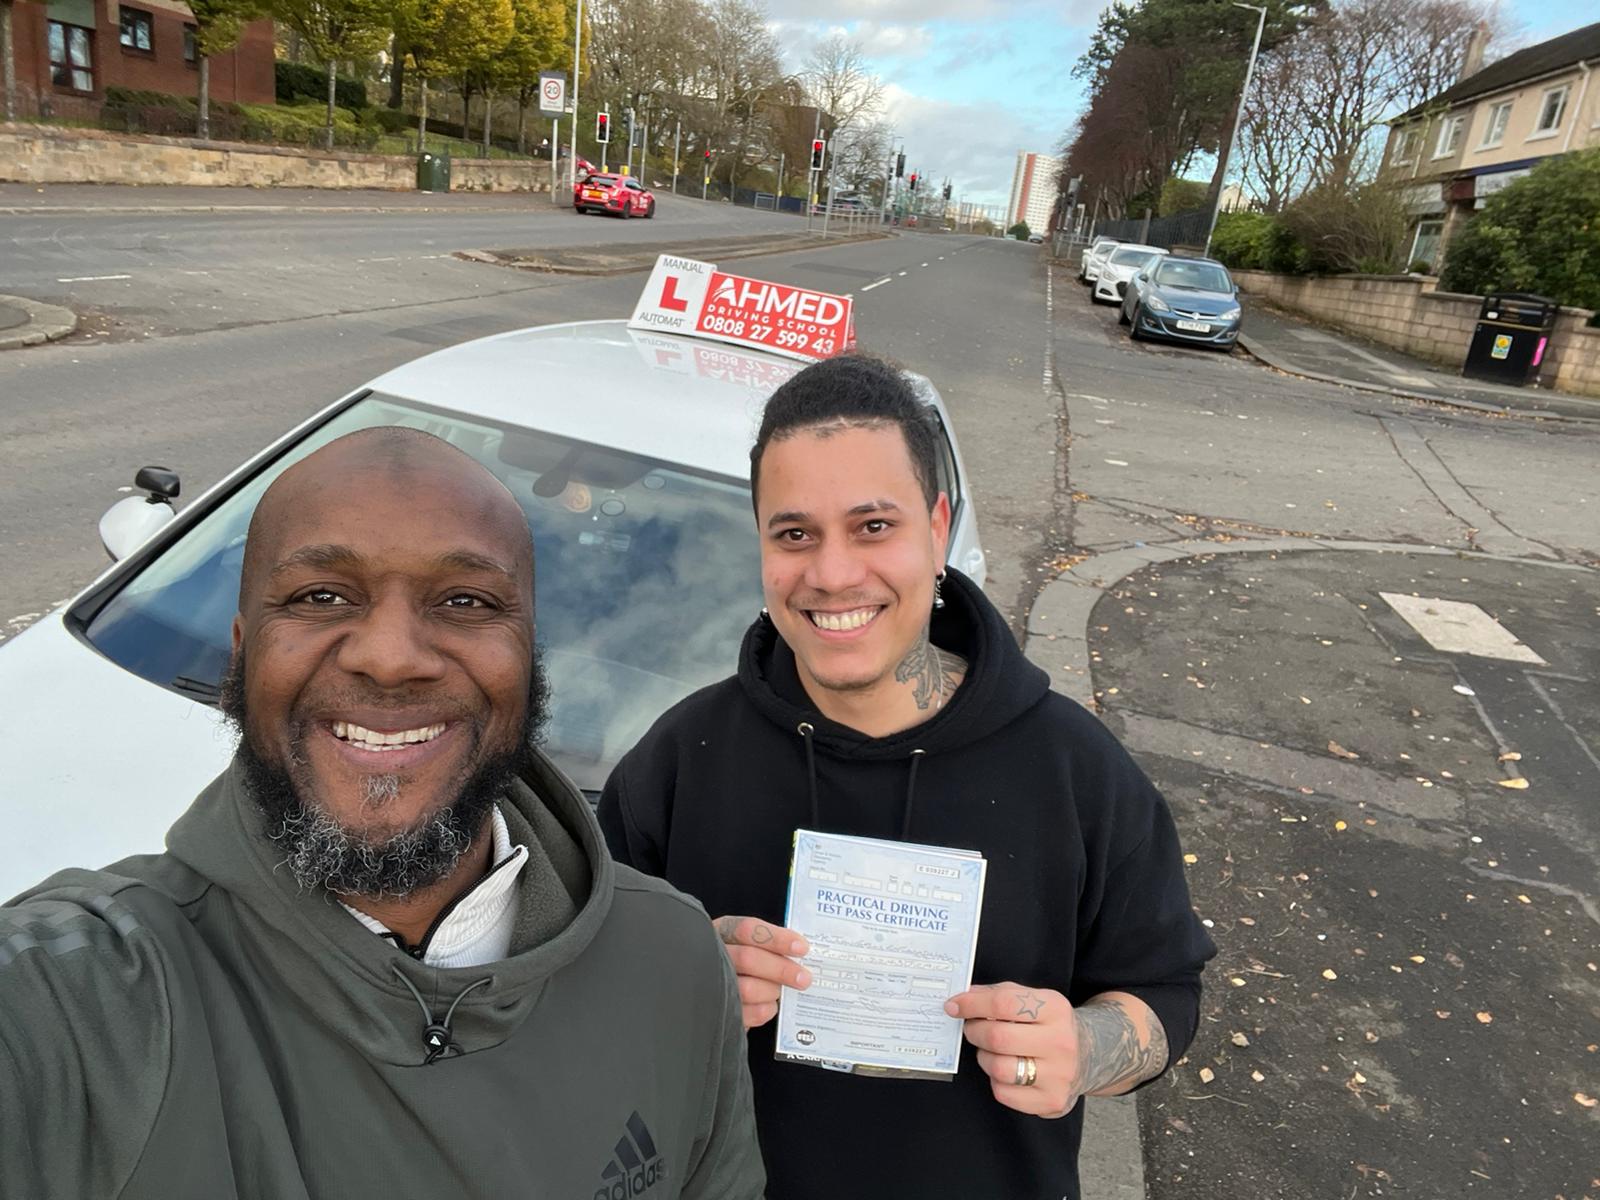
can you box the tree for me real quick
[1440,148,1600,309]
[1008,221,1031,241]
[1159,177,1208,215]
[500,0,566,154]
[398,0,509,150]
[188,0,263,139]
[1236,44,1316,212]
[1,0,16,122]
[271,0,390,148]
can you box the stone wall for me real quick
[1233,268,1600,398]
[0,125,553,192]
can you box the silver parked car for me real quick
[1092,243,1168,304]
[1078,236,1122,284]
[1120,256,1243,350]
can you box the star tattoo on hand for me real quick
[1014,991,1046,1020]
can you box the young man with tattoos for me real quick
[599,354,1215,1199]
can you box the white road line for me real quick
[897,270,908,277]
[56,274,131,282]
[921,262,929,267]
[861,277,892,291]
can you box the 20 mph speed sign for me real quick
[538,72,566,117]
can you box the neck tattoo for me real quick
[893,628,968,714]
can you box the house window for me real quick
[1433,115,1464,158]
[1480,101,1512,147]
[1410,220,1445,271]
[1532,85,1569,136]
[47,21,94,91]
[1391,128,1421,165]
[183,23,197,63]
[119,7,153,52]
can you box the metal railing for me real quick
[1094,205,1212,252]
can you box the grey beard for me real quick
[264,779,482,900]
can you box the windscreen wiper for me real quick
[170,675,222,703]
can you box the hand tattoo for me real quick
[1014,991,1046,1020]
[713,916,741,944]
[894,628,968,711]
[1073,999,1169,1096]
[751,924,774,945]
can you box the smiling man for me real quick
[599,355,1215,1199]
[0,428,763,1200]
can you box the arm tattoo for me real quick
[1073,999,1170,1096]
[893,627,968,711]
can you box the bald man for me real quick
[0,429,765,1200]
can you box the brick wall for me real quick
[1233,269,1600,398]
[0,125,555,192]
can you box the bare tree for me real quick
[801,33,882,135]
[1237,45,1316,211]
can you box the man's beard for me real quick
[219,648,550,901]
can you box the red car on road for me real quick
[574,173,656,218]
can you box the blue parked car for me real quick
[1120,256,1242,350]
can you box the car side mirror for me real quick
[99,466,180,560]
[1136,273,1149,282]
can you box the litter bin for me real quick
[1461,292,1557,386]
[416,151,451,193]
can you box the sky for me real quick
[766,0,1586,212]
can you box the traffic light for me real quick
[596,111,609,143]
[703,148,711,160]
[943,181,951,201]
[895,152,905,178]
[908,172,917,192]
[810,139,825,171]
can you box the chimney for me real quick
[1459,21,1491,82]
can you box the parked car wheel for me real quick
[645,199,656,219]
[1128,305,1144,340]
[1118,303,1130,326]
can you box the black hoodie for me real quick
[600,568,1216,1200]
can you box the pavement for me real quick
[0,294,76,349]
[1025,537,1600,1199]
[0,181,565,214]
[1240,301,1600,423]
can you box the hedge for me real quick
[1440,147,1600,310]
[1208,210,1311,274]
[274,61,368,111]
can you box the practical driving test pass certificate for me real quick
[776,829,987,1079]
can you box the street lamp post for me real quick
[568,0,584,195]
[1203,1,1267,257]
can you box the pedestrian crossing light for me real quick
[596,111,610,144]
[811,139,825,171]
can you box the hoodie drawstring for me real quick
[796,723,819,838]
[797,721,927,842]
[903,749,926,841]
[391,965,492,1065]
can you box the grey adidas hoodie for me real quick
[0,751,764,1200]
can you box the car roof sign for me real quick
[629,254,855,363]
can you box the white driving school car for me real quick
[0,260,987,901]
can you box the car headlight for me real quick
[1220,306,1242,321]
[1144,294,1172,314]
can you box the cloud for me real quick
[879,83,1068,208]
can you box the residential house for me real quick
[1382,20,1600,270]
[9,0,275,122]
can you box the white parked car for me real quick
[0,303,987,901]
[1078,237,1122,284]
[1092,243,1169,304]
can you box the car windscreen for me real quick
[1108,248,1159,267]
[585,176,618,186]
[1155,261,1233,292]
[80,394,761,792]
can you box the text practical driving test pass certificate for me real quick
[776,829,987,1080]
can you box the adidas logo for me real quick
[593,1111,668,1200]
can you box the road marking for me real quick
[179,270,212,276]
[861,277,892,291]
[921,262,929,267]
[897,270,908,277]
[1380,593,1547,664]
[56,274,131,282]
[1104,459,1130,466]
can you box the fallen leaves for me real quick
[1199,1067,1216,1084]
[1497,750,1522,762]
[1322,968,1338,981]
[1250,1070,1266,1083]
[1497,777,1529,790]
[1476,1011,1494,1025]
[1231,1032,1251,1047]
[1575,1093,1598,1109]
[1327,740,1360,760]
[1183,853,1199,864]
